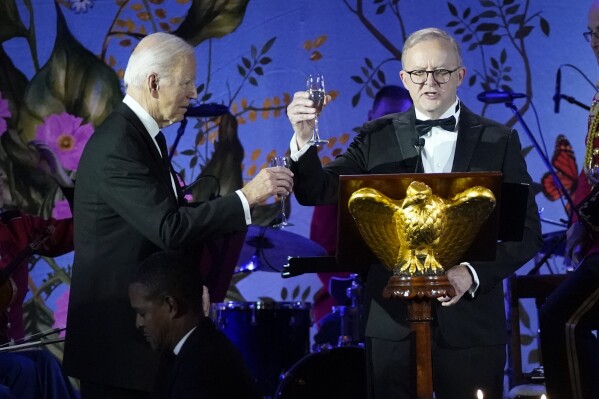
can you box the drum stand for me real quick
[384,275,455,399]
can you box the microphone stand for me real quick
[169,117,188,161]
[557,94,590,111]
[504,101,578,275]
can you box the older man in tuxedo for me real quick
[63,32,293,398]
[286,27,542,398]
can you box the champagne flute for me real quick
[270,156,293,228]
[307,73,328,145]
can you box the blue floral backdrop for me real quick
[1,0,595,389]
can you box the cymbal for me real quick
[236,225,327,273]
[540,230,566,257]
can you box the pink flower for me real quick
[52,288,70,338]
[176,174,193,203]
[0,92,11,136]
[35,112,93,171]
[52,199,72,220]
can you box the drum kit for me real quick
[211,226,367,399]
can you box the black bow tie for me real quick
[415,115,457,136]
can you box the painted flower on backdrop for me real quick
[70,0,94,14]
[34,112,93,171]
[0,93,11,136]
[52,199,72,220]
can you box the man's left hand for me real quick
[437,264,473,307]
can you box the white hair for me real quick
[123,32,194,88]
[402,28,463,68]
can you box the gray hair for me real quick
[123,32,194,88]
[401,28,463,68]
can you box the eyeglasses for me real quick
[404,68,461,85]
[583,30,599,42]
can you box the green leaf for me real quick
[351,92,361,107]
[377,70,386,84]
[0,0,27,42]
[200,92,212,101]
[259,57,272,65]
[476,23,499,32]
[519,333,534,345]
[503,75,512,81]
[301,286,311,301]
[501,84,514,92]
[254,66,264,76]
[375,5,385,14]
[479,10,498,18]
[446,21,459,27]
[504,0,516,6]
[540,17,550,36]
[500,48,507,64]
[261,37,276,55]
[174,0,250,46]
[515,26,533,40]
[372,80,381,90]
[463,7,471,19]
[481,32,501,45]
[455,28,466,35]
[491,57,499,69]
[351,75,364,84]
[508,15,524,25]
[365,58,373,69]
[481,0,495,7]
[447,2,458,17]
[468,42,478,51]
[181,149,196,156]
[242,56,252,69]
[468,75,477,86]
[505,5,519,15]
[462,34,473,43]
[237,65,246,77]
[292,285,300,299]
[18,3,122,142]
[248,76,258,86]
[281,287,288,300]
[470,16,480,24]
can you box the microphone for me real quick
[477,90,526,104]
[554,68,562,113]
[414,137,425,173]
[184,103,230,118]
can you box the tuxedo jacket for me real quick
[153,318,260,399]
[63,103,248,391]
[292,104,542,347]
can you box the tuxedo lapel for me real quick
[116,104,179,205]
[391,109,420,164]
[452,105,483,172]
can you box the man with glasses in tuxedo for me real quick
[286,27,541,398]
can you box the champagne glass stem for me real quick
[280,195,287,224]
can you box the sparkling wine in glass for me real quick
[307,73,328,145]
[270,156,293,228]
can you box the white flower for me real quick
[70,0,93,14]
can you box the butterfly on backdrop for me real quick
[540,134,578,201]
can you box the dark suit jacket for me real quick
[63,103,248,391]
[292,104,542,347]
[153,318,260,399]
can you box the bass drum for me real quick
[212,301,311,397]
[275,346,367,399]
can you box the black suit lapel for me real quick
[116,104,180,205]
[391,108,420,164]
[452,105,484,172]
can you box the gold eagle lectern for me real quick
[348,180,496,399]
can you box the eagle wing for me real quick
[435,186,496,269]
[348,188,403,270]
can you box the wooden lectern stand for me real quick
[285,172,528,399]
